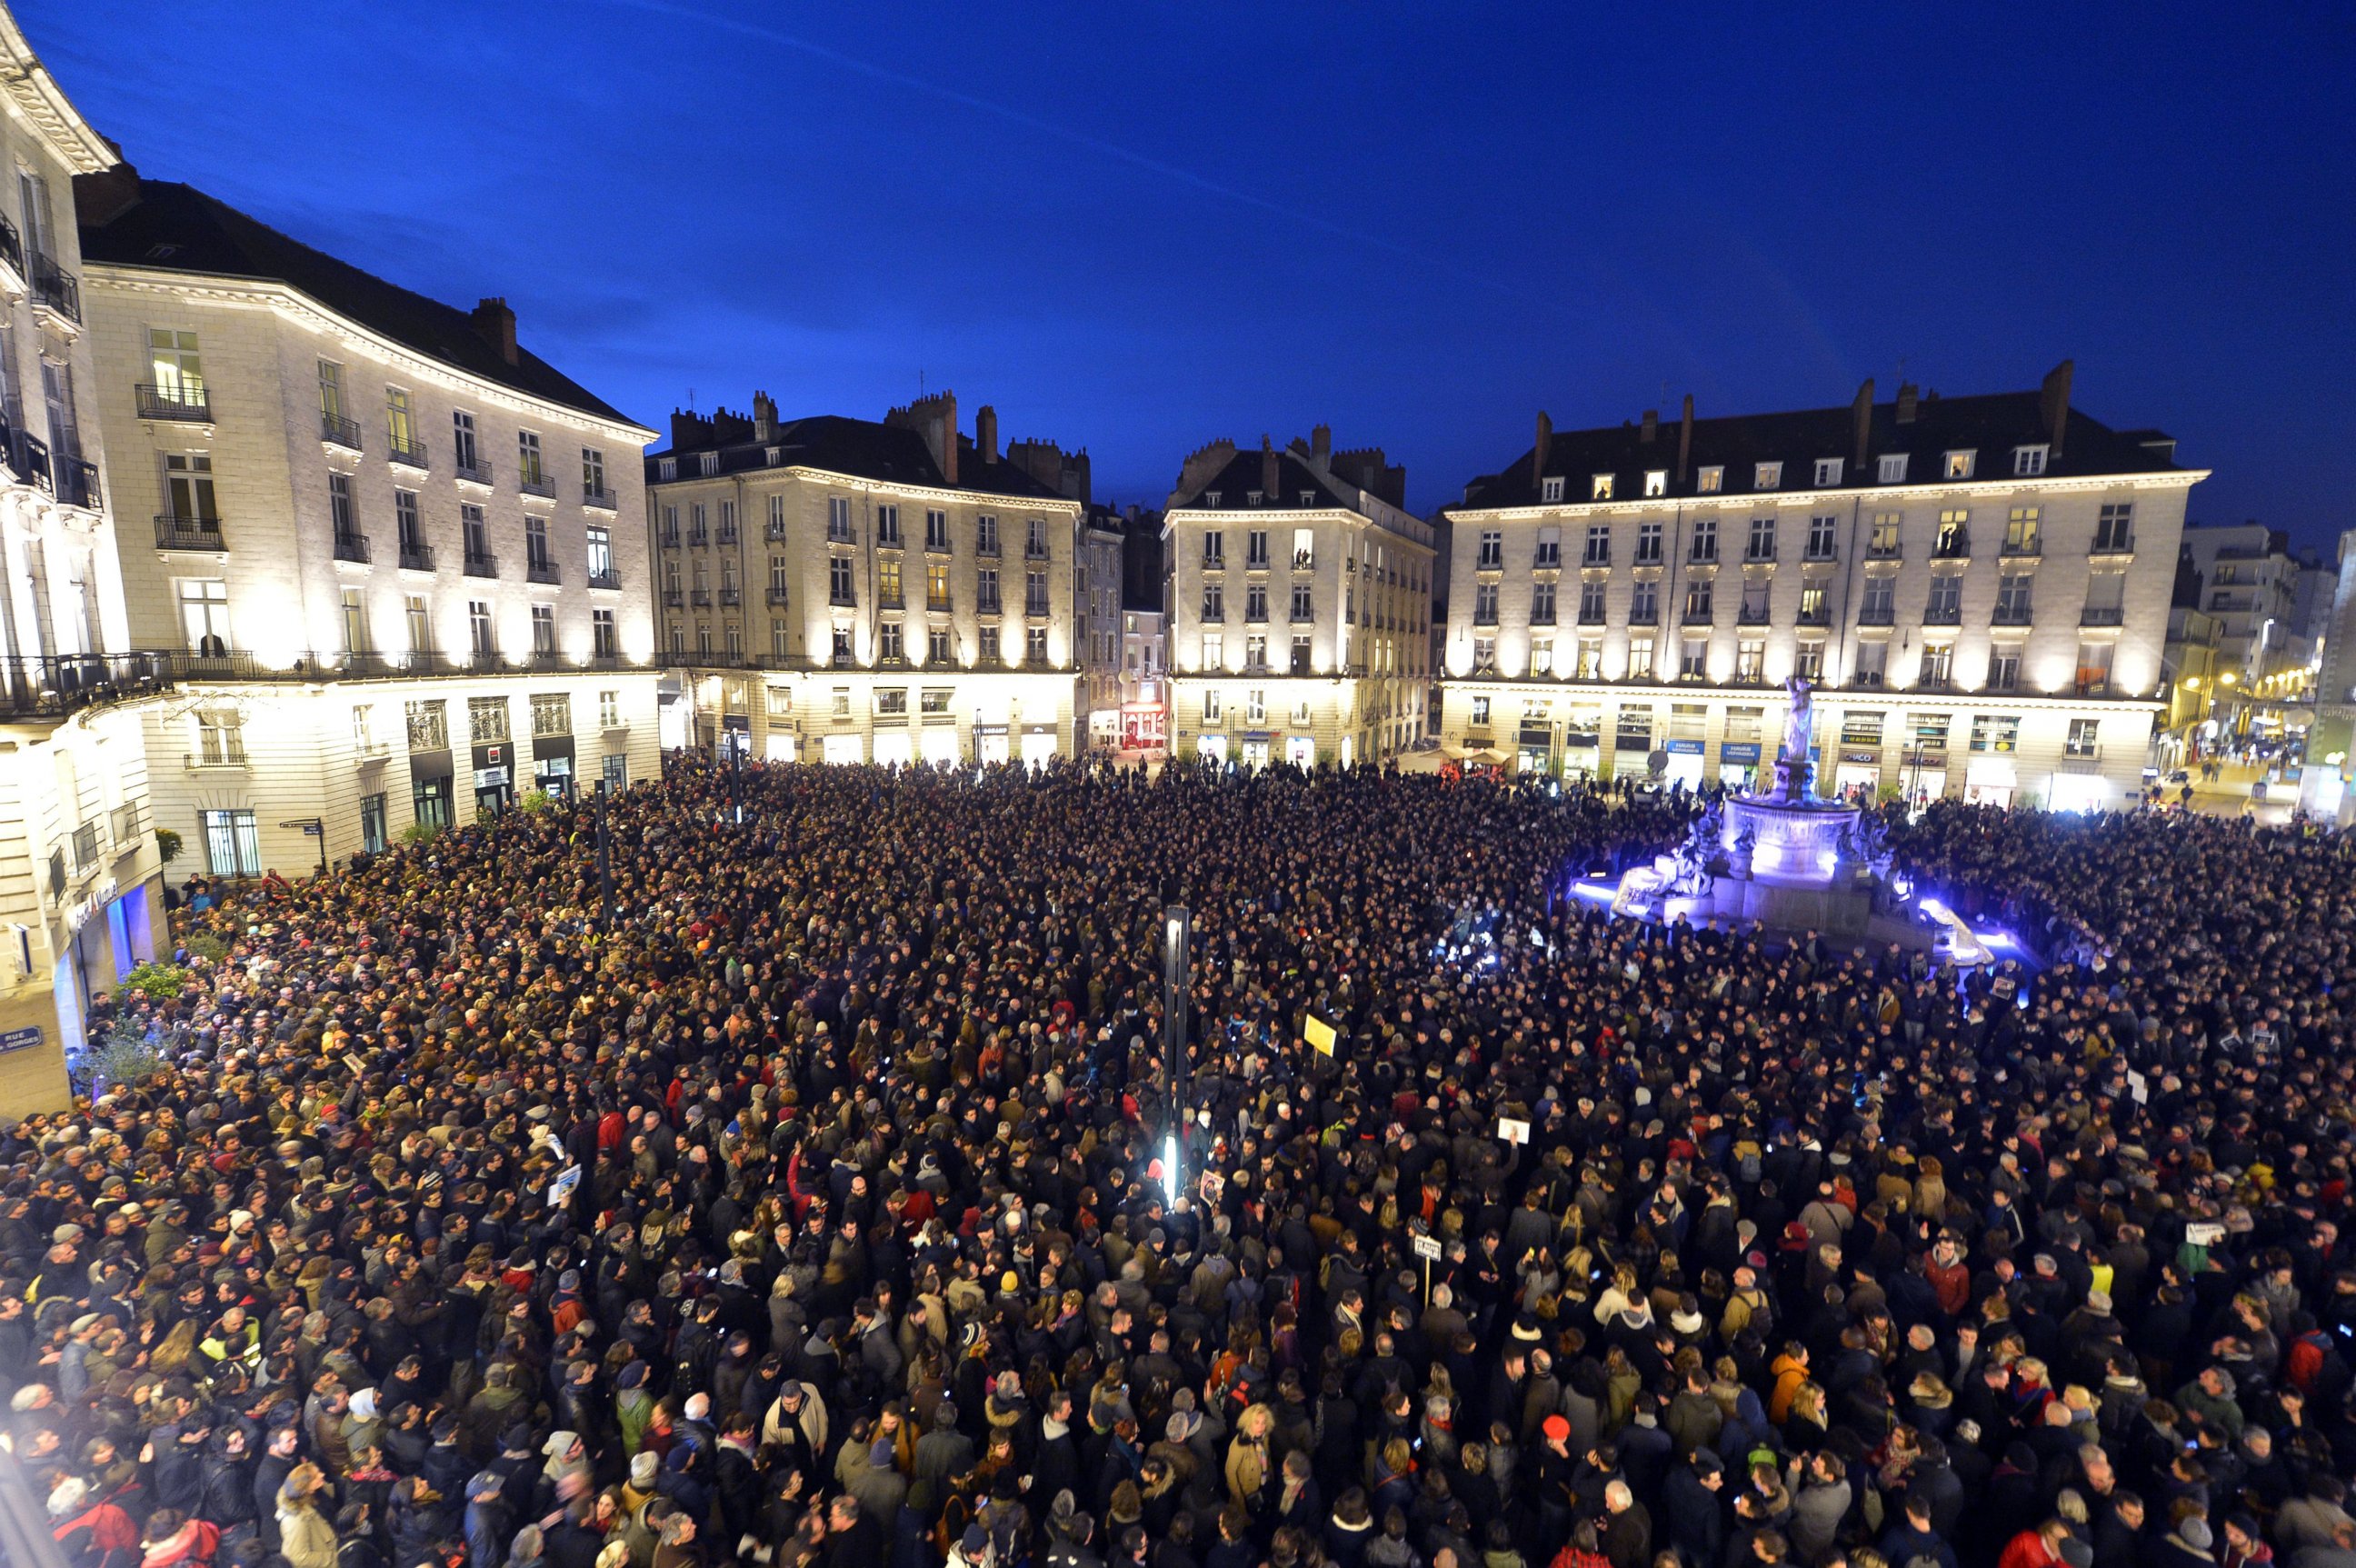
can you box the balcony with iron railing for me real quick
[1992,604,2035,626]
[454,457,494,486]
[1932,531,1972,559]
[1737,604,1772,625]
[0,214,20,283]
[1922,604,1962,625]
[29,252,78,324]
[464,551,498,578]
[584,486,618,511]
[155,514,226,552]
[136,382,212,423]
[718,586,741,605]
[0,652,171,718]
[686,527,709,548]
[527,559,562,585]
[321,412,362,450]
[2002,534,2042,557]
[690,587,712,606]
[1028,541,1051,561]
[717,525,740,547]
[765,520,789,542]
[399,542,435,573]
[55,457,101,512]
[662,588,684,607]
[334,531,371,564]
[2090,533,2136,557]
[1681,604,1715,625]
[2081,604,2126,627]
[1797,606,1832,627]
[588,569,621,591]
[518,470,556,499]
[765,587,791,606]
[1858,604,1895,626]
[388,434,429,471]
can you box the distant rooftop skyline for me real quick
[31,1,2353,544]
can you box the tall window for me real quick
[829,556,854,605]
[593,607,617,656]
[1627,635,1654,680]
[452,410,479,473]
[586,525,613,582]
[469,695,511,744]
[977,514,998,554]
[878,558,903,606]
[195,708,245,766]
[926,562,950,610]
[879,622,903,663]
[531,604,556,654]
[1690,517,1717,562]
[462,504,489,566]
[1996,573,2034,623]
[341,587,370,654]
[1870,513,1902,555]
[1635,520,1662,564]
[1806,514,1838,560]
[317,359,344,422]
[2094,503,2134,553]
[147,328,203,403]
[1477,531,1502,569]
[202,809,261,876]
[2004,506,2042,554]
[468,600,495,656]
[405,594,431,654]
[526,515,551,571]
[583,447,606,498]
[394,489,424,560]
[828,496,853,542]
[925,509,949,551]
[385,386,415,454]
[876,504,901,546]
[163,454,216,524]
[1025,570,1048,615]
[177,579,229,655]
[1746,517,1775,560]
[1629,581,1658,624]
[517,430,545,484]
[1028,517,1048,557]
[1860,575,1894,622]
[328,472,355,535]
[927,627,950,664]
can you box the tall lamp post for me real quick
[1161,904,1191,1206]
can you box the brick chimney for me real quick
[1312,424,1331,465]
[977,404,999,464]
[1895,382,1920,424]
[2041,358,2074,459]
[1532,411,1552,494]
[1640,408,1658,444]
[1852,377,1874,470]
[70,160,142,227]
[752,391,777,443]
[1676,394,1693,485]
[884,391,958,484]
[1261,435,1278,502]
[470,298,518,366]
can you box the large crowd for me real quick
[11,756,2356,1568]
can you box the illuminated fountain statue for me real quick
[1610,677,1984,959]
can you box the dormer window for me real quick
[1644,470,1667,497]
[658,456,677,482]
[1943,450,1976,480]
[2012,444,2049,476]
[1203,492,1222,508]
[1754,462,1782,490]
[1300,491,1316,507]
[698,452,718,477]
[1697,466,1724,494]
[1247,491,1264,506]
[1541,475,1565,504]
[1813,458,1843,487]
[1878,454,1909,484]
[1591,474,1614,501]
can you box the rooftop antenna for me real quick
[686,385,696,411]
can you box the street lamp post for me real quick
[1161,904,1191,1206]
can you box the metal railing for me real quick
[765,587,791,606]
[2081,605,2125,626]
[0,652,171,718]
[1992,605,2034,625]
[57,458,100,511]
[387,434,429,470]
[519,472,556,498]
[2091,534,2135,555]
[464,551,498,578]
[584,486,618,510]
[399,543,435,572]
[718,586,741,605]
[29,253,78,323]
[155,514,226,552]
[137,383,212,422]
[588,569,621,591]
[1923,604,1962,625]
[1858,605,1895,625]
[689,586,711,604]
[766,521,789,542]
[1932,532,1972,558]
[0,214,20,277]
[717,526,740,546]
[663,588,684,607]
[334,531,371,564]
[321,412,362,449]
[527,560,561,585]
[454,458,494,485]
[686,527,709,548]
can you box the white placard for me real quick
[1411,1233,1443,1261]
[2185,1222,2225,1247]
[1497,1117,1531,1145]
[2126,1069,2148,1104]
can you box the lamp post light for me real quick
[1162,904,1191,1207]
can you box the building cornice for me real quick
[655,463,1082,515]
[1434,674,2164,714]
[0,16,113,175]
[1163,504,1437,554]
[84,265,657,445]
[1444,468,2211,526]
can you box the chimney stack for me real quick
[977,404,999,464]
[1895,382,1919,424]
[70,160,142,227]
[752,391,777,443]
[1261,434,1278,502]
[1676,394,1693,485]
[1640,408,1658,444]
[1852,377,1874,471]
[2041,358,2074,459]
[470,298,518,366]
[1532,411,1552,494]
[1312,424,1331,464]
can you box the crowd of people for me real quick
[10,755,2356,1568]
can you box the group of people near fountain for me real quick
[7,754,2356,1568]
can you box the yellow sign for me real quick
[1305,1015,1337,1055]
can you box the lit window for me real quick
[1643,470,1667,498]
[1696,466,1723,494]
[1943,450,1975,480]
[1753,462,1782,490]
[1591,474,1613,501]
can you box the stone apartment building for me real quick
[1164,429,1435,767]
[1437,365,2200,809]
[646,391,1091,765]
[0,6,169,1109]
[74,170,661,872]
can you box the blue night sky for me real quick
[31,3,2355,544]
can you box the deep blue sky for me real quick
[33,3,2354,543]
